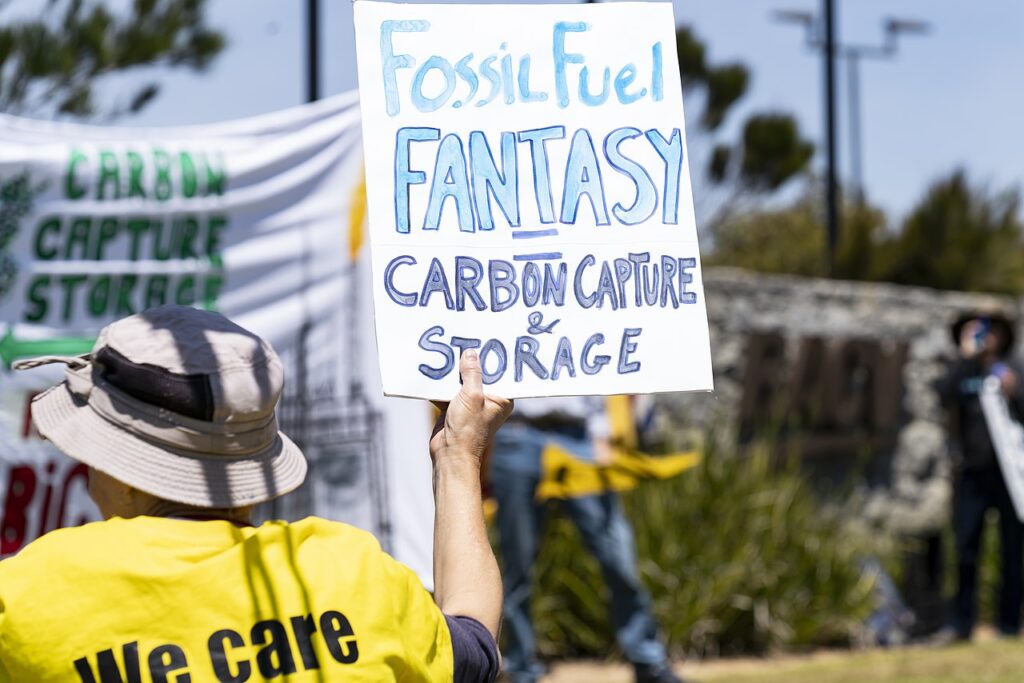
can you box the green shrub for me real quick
[521,447,889,660]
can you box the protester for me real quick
[936,311,1024,642]
[490,397,686,683]
[0,305,511,682]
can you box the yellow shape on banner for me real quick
[535,444,699,501]
[527,395,699,500]
[607,394,639,450]
[348,169,367,260]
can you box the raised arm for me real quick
[429,350,512,639]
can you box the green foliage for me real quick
[675,26,708,89]
[708,191,829,277]
[0,0,225,117]
[0,171,46,300]
[709,186,888,279]
[832,202,888,281]
[524,448,884,660]
[701,63,749,132]
[674,25,812,198]
[877,171,1024,295]
[708,170,1024,295]
[739,115,816,193]
[708,144,732,185]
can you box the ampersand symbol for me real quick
[527,311,560,335]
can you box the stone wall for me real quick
[652,267,1022,535]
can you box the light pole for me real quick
[842,19,929,202]
[292,0,321,484]
[307,0,320,104]
[774,5,839,270]
[773,8,929,250]
[823,0,838,268]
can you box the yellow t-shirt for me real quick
[0,516,454,682]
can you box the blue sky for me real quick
[108,0,1021,225]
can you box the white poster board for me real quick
[354,1,713,399]
[979,377,1024,522]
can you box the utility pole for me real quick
[844,18,930,203]
[822,0,838,271]
[845,52,863,203]
[774,7,929,267]
[292,0,320,496]
[307,0,320,103]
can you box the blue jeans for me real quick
[491,424,667,682]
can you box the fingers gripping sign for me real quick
[430,350,513,467]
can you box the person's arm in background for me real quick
[585,396,614,466]
[998,360,1024,418]
[430,350,512,639]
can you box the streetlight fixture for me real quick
[774,6,930,259]
[772,9,816,30]
[885,18,930,45]
[777,9,931,199]
[842,18,930,202]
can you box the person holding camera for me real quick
[937,311,1024,642]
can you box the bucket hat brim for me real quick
[31,380,307,508]
[951,311,1016,356]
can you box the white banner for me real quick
[0,95,435,581]
[354,1,714,400]
[979,377,1024,522]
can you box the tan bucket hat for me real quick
[13,305,307,508]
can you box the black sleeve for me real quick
[445,615,500,683]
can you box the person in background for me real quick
[0,305,511,682]
[936,311,1024,642]
[489,397,687,683]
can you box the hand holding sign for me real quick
[355,2,713,399]
[429,350,514,468]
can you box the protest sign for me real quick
[354,1,713,399]
[979,377,1024,522]
[0,96,436,582]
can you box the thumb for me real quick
[459,349,483,400]
[486,396,514,426]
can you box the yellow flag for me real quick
[535,443,699,501]
[607,394,639,450]
[533,394,698,500]
[348,169,367,260]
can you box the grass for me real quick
[695,640,1024,683]
[548,639,1024,683]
